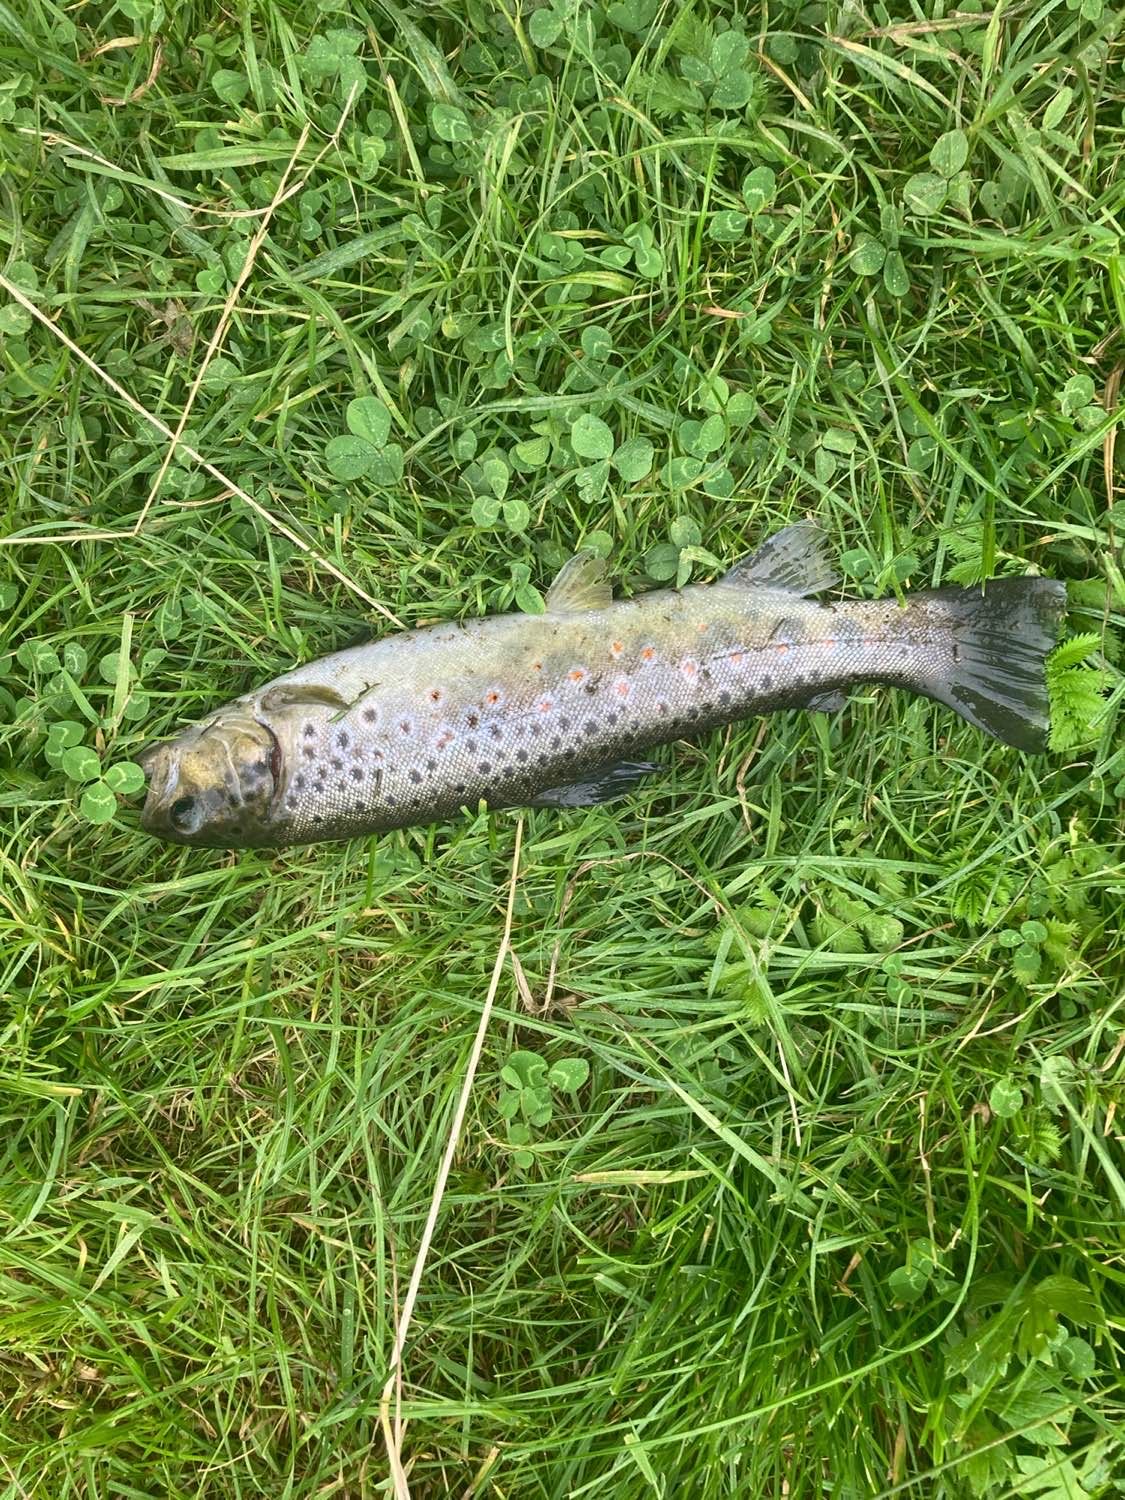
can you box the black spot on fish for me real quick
[490,724,502,740]
[303,745,316,759]
[454,782,467,794]
[426,759,437,772]
[559,716,571,730]
[516,749,528,763]
[467,739,478,754]
[763,675,773,690]
[530,722,542,737]
[337,730,350,749]
[386,795,397,806]
[550,736,561,749]
[330,756,343,770]
[718,691,731,705]
[606,712,618,726]
[701,668,712,683]
[351,767,363,783]
[409,769,422,784]
[467,711,479,728]
[295,774,306,790]
[304,724,316,738]
[584,681,598,696]
[338,780,349,793]
[479,760,491,773]
[686,708,699,721]
[901,646,910,658]
[584,720,598,735]
[363,707,377,723]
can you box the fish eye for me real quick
[170,796,198,832]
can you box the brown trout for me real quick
[139,523,1066,848]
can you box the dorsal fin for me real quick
[722,521,839,596]
[546,549,613,614]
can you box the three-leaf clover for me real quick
[324,397,403,485]
[681,30,758,110]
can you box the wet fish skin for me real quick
[139,524,1066,849]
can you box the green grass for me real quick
[2,0,1124,1495]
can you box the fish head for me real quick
[139,708,281,847]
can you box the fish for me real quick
[138,522,1067,849]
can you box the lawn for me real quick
[1,1,1123,1496]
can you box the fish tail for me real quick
[921,577,1067,751]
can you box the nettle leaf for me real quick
[930,128,968,177]
[325,435,375,481]
[571,413,615,461]
[612,436,654,483]
[345,396,391,448]
[547,1057,590,1092]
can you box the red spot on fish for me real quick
[730,651,744,667]
[681,659,698,679]
[568,667,586,683]
[538,697,554,714]
[429,688,443,703]
[824,638,837,649]
[641,645,656,662]
[435,728,454,750]
[696,621,709,634]
[774,642,790,654]
[609,641,624,659]
[532,661,543,672]
[485,688,503,706]
[614,677,631,699]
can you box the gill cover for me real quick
[139,710,281,847]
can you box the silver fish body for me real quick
[139,524,1066,849]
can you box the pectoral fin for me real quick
[801,689,847,713]
[528,759,658,808]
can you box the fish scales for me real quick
[139,524,1067,848]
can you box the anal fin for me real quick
[528,759,658,808]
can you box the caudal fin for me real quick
[925,578,1067,751]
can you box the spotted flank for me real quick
[139,522,1067,848]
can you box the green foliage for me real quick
[498,1049,590,1167]
[0,0,1122,1494]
